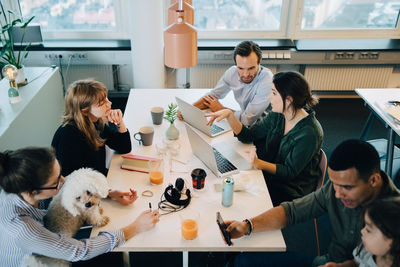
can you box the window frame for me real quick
[13,0,400,41]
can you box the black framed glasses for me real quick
[36,174,62,191]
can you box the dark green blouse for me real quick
[236,110,324,205]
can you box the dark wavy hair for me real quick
[359,196,400,267]
[272,71,319,115]
[0,147,55,194]
[233,40,262,64]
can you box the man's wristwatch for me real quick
[243,219,253,236]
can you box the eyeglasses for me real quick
[36,174,62,191]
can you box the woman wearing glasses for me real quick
[206,71,323,206]
[0,147,159,267]
[51,80,135,205]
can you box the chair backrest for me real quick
[316,149,327,190]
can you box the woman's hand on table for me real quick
[134,210,160,233]
[108,188,138,205]
[122,209,160,240]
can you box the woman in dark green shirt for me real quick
[206,71,323,206]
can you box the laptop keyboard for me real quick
[212,148,238,174]
[210,124,224,135]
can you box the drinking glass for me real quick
[179,209,199,240]
[148,159,164,185]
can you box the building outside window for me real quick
[20,0,116,31]
[301,0,400,29]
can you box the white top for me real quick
[353,244,378,267]
[92,89,286,252]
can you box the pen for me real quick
[389,101,400,106]
[149,202,152,211]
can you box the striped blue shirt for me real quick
[210,65,273,126]
[0,190,125,267]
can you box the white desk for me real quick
[0,67,63,150]
[356,88,400,177]
[92,89,285,265]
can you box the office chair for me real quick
[314,149,327,256]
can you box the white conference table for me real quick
[356,88,400,177]
[92,89,286,266]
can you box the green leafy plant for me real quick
[163,103,178,124]
[0,6,35,69]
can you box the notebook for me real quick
[176,96,231,137]
[185,123,252,177]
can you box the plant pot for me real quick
[16,66,27,86]
[166,123,179,140]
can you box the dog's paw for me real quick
[96,216,110,227]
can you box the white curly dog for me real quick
[24,168,110,267]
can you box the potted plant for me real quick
[164,103,180,140]
[0,4,35,85]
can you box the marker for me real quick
[149,202,152,211]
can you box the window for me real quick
[20,0,115,31]
[194,0,283,31]
[301,0,400,29]
[192,0,288,39]
[19,0,127,39]
[294,0,400,39]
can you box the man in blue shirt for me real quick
[193,41,273,126]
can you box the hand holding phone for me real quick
[216,211,232,246]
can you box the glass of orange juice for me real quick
[179,209,199,240]
[148,159,164,185]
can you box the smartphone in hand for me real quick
[216,211,232,246]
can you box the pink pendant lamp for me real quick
[164,8,197,69]
[168,1,194,26]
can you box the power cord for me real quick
[158,193,186,216]
[58,55,66,96]
[25,67,53,85]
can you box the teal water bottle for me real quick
[222,177,234,207]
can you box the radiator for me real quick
[304,66,393,91]
[189,64,277,88]
[61,65,114,91]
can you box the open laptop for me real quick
[185,123,252,177]
[176,96,231,137]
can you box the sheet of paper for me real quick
[385,106,400,122]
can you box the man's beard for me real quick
[240,75,255,84]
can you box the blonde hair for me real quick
[62,80,108,150]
